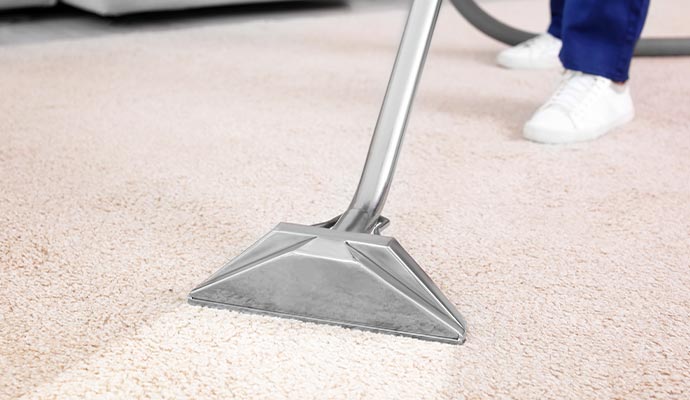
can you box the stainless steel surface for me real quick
[189,223,466,344]
[189,0,467,344]
[333,0,441,234]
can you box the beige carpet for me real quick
[2,1,690,399]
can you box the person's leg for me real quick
[522,0,651,144]
[559,0,650,82]
[547,0,566,40]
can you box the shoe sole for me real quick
[496,56,562,70]
[523,110,635,144]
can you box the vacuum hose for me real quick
[449,0,690,56]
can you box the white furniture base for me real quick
[62,0,297,16]
[0,0,56,10]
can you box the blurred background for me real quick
[2,0,402,45]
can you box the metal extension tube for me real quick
[334,0,441,233]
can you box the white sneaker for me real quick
[523,70,635,144]
[496,33,562,69]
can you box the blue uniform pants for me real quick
[548,0,650,82]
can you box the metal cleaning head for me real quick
[189,0,466,344]
[189,222,466,344]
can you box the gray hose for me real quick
[449,0,690,56]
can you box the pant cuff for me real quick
[560,55,629,82]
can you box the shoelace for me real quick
[545,71,609,116]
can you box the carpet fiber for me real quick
[1,1,689,399]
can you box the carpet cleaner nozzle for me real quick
[189,221,466,344]
[189,0,466,344]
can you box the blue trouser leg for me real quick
[558,0,650,82]
[547,0,565,39]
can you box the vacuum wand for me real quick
[189,0,466,344]
[334,0,442,233]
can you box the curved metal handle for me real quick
[334,0,442,233]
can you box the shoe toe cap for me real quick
[523,107,577,144]
[496,48,528,68]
